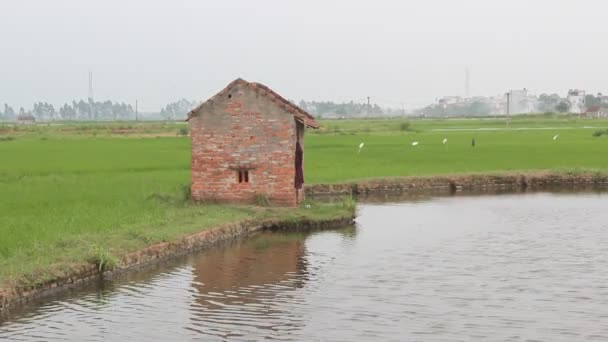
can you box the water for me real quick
[2,192,608,341]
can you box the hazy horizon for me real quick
[2,0,607,111]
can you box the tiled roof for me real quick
[186,78,319,129]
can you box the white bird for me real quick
[553,134,559,140]
[358,142,365,153]
[442,138,448,144]
[411,141,419,146]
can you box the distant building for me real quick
[597,93,608,105]
[507,88,538,114]
[438,96,464,108]
[585,105,607,118]
[489,95,507,115]
[16,114,36,124]
[567,89,586,114]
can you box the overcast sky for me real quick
[1,0,607,111]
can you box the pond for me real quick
[2,192,608,341]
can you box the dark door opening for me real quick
[295,141,303,189]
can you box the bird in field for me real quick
[411,141,419,146]
[442,138,448,144]
[553,134,559,140]
[358,142,365,153]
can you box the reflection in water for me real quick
[193,233,309,295]
[188,233,311,339]
[0,227,357,341]
[2,193,608,341]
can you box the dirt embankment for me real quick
[0,216,354,313]
[305,172,608,198]
[4,171,607,313]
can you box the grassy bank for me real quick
[306,126,608,183]
[0,131,353,288]
[2,116,608,287]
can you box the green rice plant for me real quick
[3,117,608,287]
[180,183,192,202]
[340,195,357,213]
[90,245,119,272]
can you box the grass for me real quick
[90,245,119,272]
[2,115,608,288]
[306,117,608,183]
[0,132,352,288]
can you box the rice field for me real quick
[2,115,608,287]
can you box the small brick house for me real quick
[186,78,319,207]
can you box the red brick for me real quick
[187,80,317,207]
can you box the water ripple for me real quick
[2,193,608,341]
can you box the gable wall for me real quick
[189,83,298,206]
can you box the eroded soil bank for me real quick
[305,172,608,198]
[3,171,607,314]
[0,216,354,313]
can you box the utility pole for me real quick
[88,69,94,120]
[505,91,511,126]
[465,67,470,98]
[135,100,138,121]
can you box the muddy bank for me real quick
[0,216,354,313]
[305,172,608,199]
[3,171,606,313]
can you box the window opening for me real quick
[237,170,249,183]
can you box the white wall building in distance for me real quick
[438,96,464,108]
[567,89,586,113]
[508,89,538,114]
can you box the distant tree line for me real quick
[421,101,493,117]
[538,93,607,113]
[159,99,198,120]
[0,99,135,121]
[584,93,606,109]
[0,98,203,122]
[297,100,402,118]
[0,97,408,122]
[8,93,604,122]
[421,93,608,117]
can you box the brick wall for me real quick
[189,82,299,206]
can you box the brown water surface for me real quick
[2,192,608,341]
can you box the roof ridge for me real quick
[186,79,319,128]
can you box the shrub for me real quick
[340,195,357,213]
[254,193,271,206]
[180,183,192,202]
[0,136,15,142]
[147,183,192,205]
[177,127,189,136]
[146,192,174,204]
[592,129,608,137]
